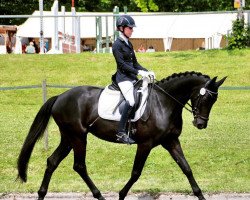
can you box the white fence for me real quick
[1,10,250,53]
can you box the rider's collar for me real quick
[119,33,129,45]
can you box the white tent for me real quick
[133,13,237,38]
[16,11,114,38]
[132,12,247,50]
[16,11,249,52]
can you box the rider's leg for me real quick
[117,81,135,144]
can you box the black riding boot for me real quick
[116,102,135,144]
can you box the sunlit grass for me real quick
[0,49,249,194]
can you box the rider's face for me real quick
[123,26,133,38]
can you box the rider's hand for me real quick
[148,71,156,80]
[138,70,149,78]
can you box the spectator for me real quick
[137,44,145,52]
[81,40,91,51]
[21,37,29,54]
[146,45,155,52]
[32,39,39,53]
[25,41,36,54]
[9,32,16,53]
[83,44,91,51]
[43,45,48,53]
[196,41,205,50]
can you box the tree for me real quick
[133,0,158,12]
[135,0,250,12]
[1,0,250,25]
[0,0,61,25]
[78,0,138,12]
[226,18,250,49]
[153,0,242,12]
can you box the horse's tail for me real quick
[17,95,58,182]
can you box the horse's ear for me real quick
[211,76,218,83]
[215,76,227,88]
[205,76,217,87]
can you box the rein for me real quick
[153,79,218,121]
[90,78,218,128]
[153,82,193,113]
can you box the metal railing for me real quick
[0,80,77,150]
[1,80,249,149]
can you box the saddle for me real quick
[98,77,150,122]
[108,78,143,118]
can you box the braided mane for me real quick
[156,71,210,86]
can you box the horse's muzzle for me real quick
[192,117,208,129]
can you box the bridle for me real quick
[192,87,218,121]
[154,80,218,121]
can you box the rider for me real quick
[112,15,154,144]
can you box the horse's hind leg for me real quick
[38,134,72,200]
[71,133,105,200]
[162,138,206,200]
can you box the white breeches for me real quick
[118,81,135,107]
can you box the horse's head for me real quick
[191,76,227,129]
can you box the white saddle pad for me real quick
[98,86,148,122]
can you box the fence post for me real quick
[96,16,102,53]
[113,6,119,42]
[105,16,109,53]
[42,79,49,150]
[39,0,44,54]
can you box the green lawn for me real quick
[0,49,249,194]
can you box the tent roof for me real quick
[16,11,243,39]
[16,11,112,38]
[133,12,241,38]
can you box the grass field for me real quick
[0,49,249,195]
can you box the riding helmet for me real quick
[116,15,136,29]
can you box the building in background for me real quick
[0,25,17,54]
[14,10,250,53]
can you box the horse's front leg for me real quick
[162,138,206,200]
[119,143,152,200]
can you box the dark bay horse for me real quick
[17,71,226,200]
